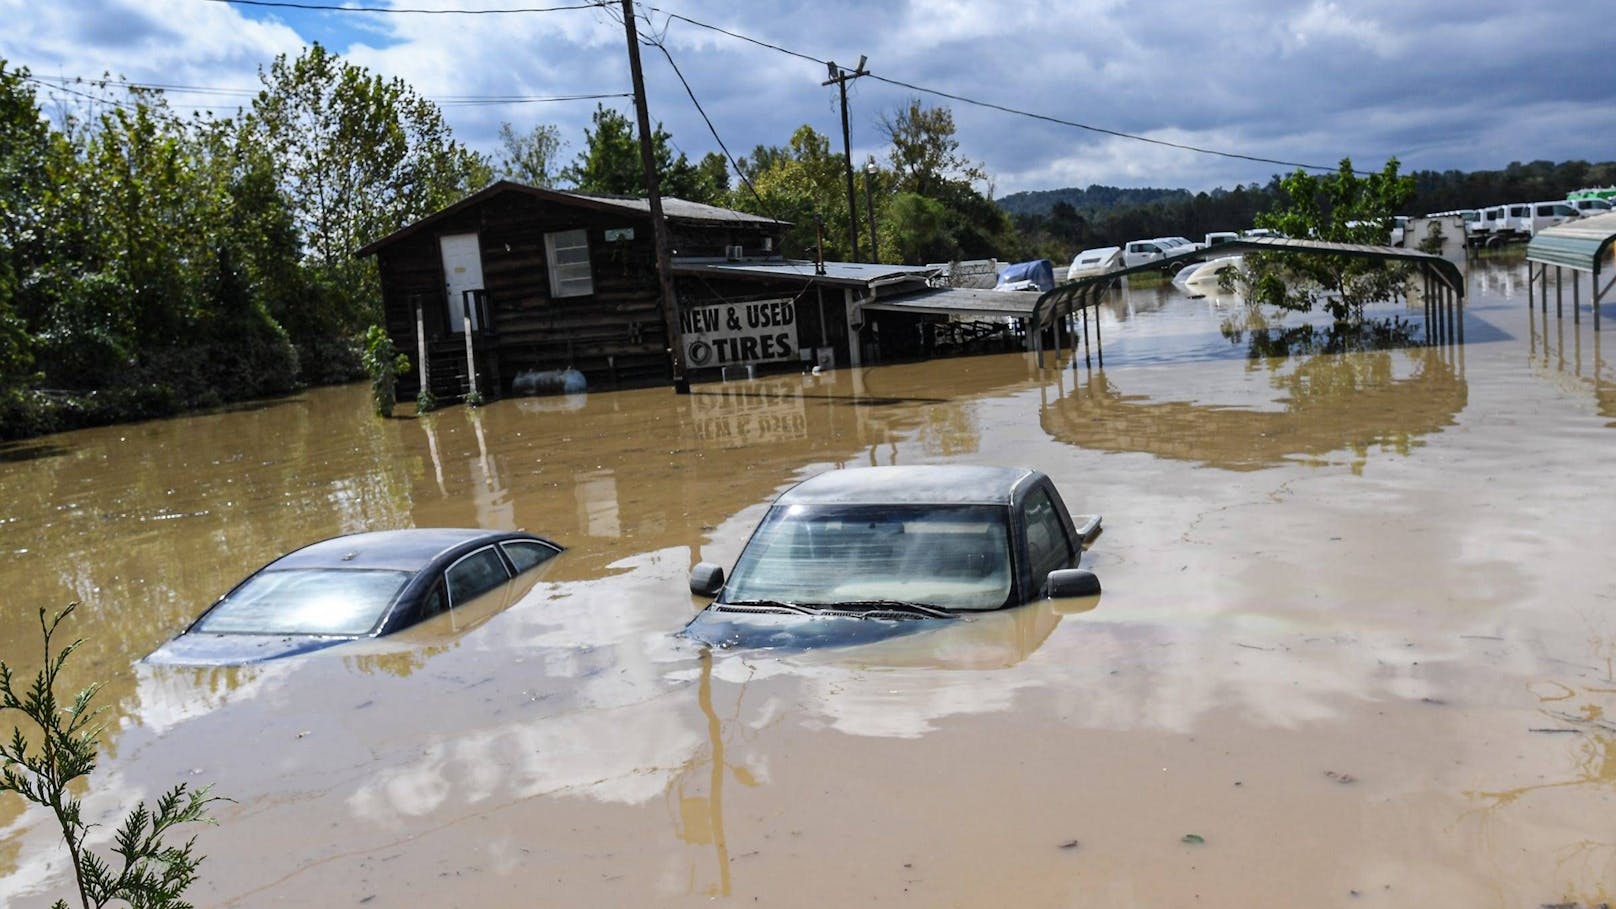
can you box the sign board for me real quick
[679,298,799,369]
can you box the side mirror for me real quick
[1046,568,1100,599]
[690,562,726,597]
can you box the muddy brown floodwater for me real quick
[3,257,1615,907]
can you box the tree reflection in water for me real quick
[1042,310,1466,473]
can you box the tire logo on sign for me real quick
[689,340,713,367]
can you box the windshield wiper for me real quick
[802,600,955,620]
[717,599,816,616]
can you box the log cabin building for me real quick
[359,181,1037,402]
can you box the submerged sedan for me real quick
[146,528,562,665]
[683,466,1101,650]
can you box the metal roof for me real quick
[1029,236,1466,336]
[1526,211,1616,271]
[358,180,785,256]
[777,465,1038,506]
[671,258,939,289]
[862,286,1040,318]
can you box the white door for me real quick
[439,233,485,333]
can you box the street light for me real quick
[864,156,879,263]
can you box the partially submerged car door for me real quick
[1020,482,1080,596]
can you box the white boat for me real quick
[1065,246,1123,281]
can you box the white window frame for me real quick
[545,229,594,298]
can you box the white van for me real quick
[1065,246,1123,281]
[1528,201,1578,234]
[1569,198,1613,217]
[1500,204,1534,237]
[1204,231,1239,249]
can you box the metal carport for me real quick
[1026,237,1468,367]
[1525,211,1616,330]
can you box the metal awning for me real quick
[861,287,1039,319]
[1027,236,1468,366]
[1526,211,1616,271]
[1523,211,1616,329]
[671,258,938,289]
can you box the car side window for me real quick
[418,581,448,621]
[1023,487,1073,581]
[501,540,559,574]
[445,546,511,607]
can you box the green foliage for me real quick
[0,61,48,384]
[416,386,437,414]
[738,126,852,258]
[496,122,566,187]
[247,44,488,327]
[1238,158,1416,323]
[563,105,724,204]
[880,99,988,198]
[1,604,219,909]
[360,324,409,418]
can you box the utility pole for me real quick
[620,0,689,394]
[822,57,867,263]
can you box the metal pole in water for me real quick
[462,291,478,403]
[1081,303,1092,370]
[1556,266,1563,318]
[1574,269,1581,324]
[1454,286,1464,346]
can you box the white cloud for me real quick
[2,0,1611,193]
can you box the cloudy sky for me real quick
[4,0,1613,195]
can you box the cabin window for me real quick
[545,229,594,297]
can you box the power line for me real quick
[200,0,605,14]
[23,73,627,108]
[628,18,777,222]
[648,8,1369,176]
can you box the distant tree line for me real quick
[1007,159,1616,262]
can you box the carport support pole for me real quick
[1455,286,1464,346]
[1093,290,1104,368]
[1053,309,1063,365]
[1556,266,1563,318]
[1573,271,1581,324]
[1081,304,1092,369]
[1596,261,1603,331]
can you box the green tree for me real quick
[880,99,988,198]
[0,62,47,388]
[246,44,488,328]
[1238,158,1416,323]
[563,104,722,204]
[2,604,219,909]
[495,121,565,187]
[741,125,853,259]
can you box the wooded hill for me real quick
[1004,159,1616,261]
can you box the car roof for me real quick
[775,466,1039,506]
[269,528,531,572]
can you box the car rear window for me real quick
[196,569,411,636]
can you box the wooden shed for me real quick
[359,181,790,400]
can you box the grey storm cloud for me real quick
[3,0,1612,192]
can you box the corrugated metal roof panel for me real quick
[1527,212,1616,271]
[671,259,939,288]
[863,287,1039,318]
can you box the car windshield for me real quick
[721,504,1014,611]
[195,568,412,636]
